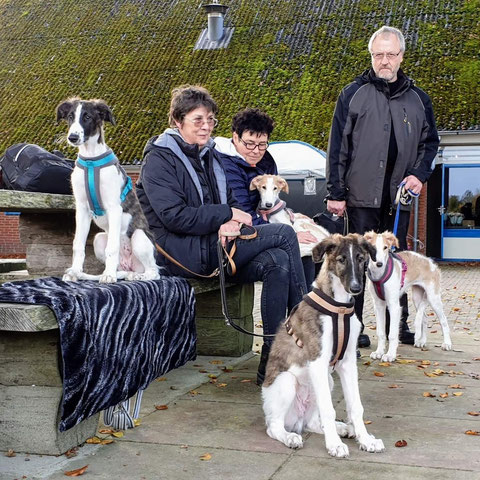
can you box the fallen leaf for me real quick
[363,361,371,366]
[155,405,168,410]
[453,392,463,397]
[64,465,89,476]
[432,369,446,375]
[439,393,449,398]
[388,384,402,389]
[448,384,464,389]
[364,420,372,424]
[421,360,431,365]
[430,330,438,334]
[189,390,200,395]
[100,439,114,445]
[240,379,252,383]
[378,362,391,367]
[467,412,480,416]
[98,428,115,435]
[199,453,212,461]
[199,369,208,373]
[65,448,78,458]
[368,325,377,330]
[208,374,218,379]
[112,432,124,438]
[86,436,102,444]
[453,307,460,312]
[447,363,457,366]
[157,377,167,382]
[423,392,436,397]
[433,362,440,366]
[134,419,141,427]
[5,449,16,457]
[396,359,416,364]
[209,360,223,365]
[465,430,480,436]
[217,383,228,388]
[424,371,438,378]
[374,371,385,377]
[222,367,234,373]
[180,444,188,449]
[473,357,480,361]
[417,365,428,370]
[395,440,408,447]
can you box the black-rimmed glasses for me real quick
[239,137,269,151]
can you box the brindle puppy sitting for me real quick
[262,233,385,458]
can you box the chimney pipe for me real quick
[202,1,229,42]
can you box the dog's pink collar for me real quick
[257,200,295,223]
[367,252,407,301]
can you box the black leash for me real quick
[216,237,275,339]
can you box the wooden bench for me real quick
[0,190,254,454]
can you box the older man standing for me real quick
[325,26,439,348]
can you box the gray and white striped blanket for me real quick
[0,276,196,431]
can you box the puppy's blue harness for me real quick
[76,150,132,217]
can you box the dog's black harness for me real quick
[76,150,132,217]
[285,288,355,367]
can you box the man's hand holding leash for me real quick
[327,199,346,217]
[402,175,423,196]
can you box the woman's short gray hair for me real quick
[168,85,218,127]
[368,26,405,53]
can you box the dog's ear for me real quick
[56,99,74,123]
[249,175,263,191]
[359,238,377,262]
[363,230,376,244]
[279,178,289,194]
[384,231,399,249]
[93,100,116,126]
[312,235,338,263]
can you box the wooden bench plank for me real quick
[0,190,75,212]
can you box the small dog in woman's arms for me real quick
[262,233,385,458]
[364,230,452,362]
[56,97,160,283]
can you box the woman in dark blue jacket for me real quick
[136,86,307,385]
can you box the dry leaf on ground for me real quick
[199,453,212,461]
[439,393,449,398]
[378,362,391,367]
[5,449,16,457]
[423,392,436,397]
[465,430,480,436]
[86,437,101,444]
[467,411,480,416]
[364,420,372,425]
[98,428,115,435]
[395,440,408,447]
[217,383,228,388]
[157,377,167,382]
[388,384,402,389]
[64,465,89,476]
[453,392,463,397]
[112,432,124,438]
[240,379,252,383]
[210,360,223,365]
[65,448,78,458]
[448,384,464,389]
[374,371,385,377]
[155,405,168,410]
[396,359,416,364]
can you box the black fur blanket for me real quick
[0,276,196,431]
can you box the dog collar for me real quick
[76,150,132,217]
[367,251,407,300]
[257,199,295,223]
[285,287,355,367]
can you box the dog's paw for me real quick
[285,432,303,449]
[381,352,396,362]
[327,441,349,458]
[370,350,384,360]
[336,422,355,438]
[63,269,80,282]
[414,338,427,348]
[99,274,117,284]
[442,342,452,351]
[358,435,385,453]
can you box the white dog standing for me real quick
[364,231,452,362]
[56,97,159,283]
[262,234,385,458]
[250,174,329,256]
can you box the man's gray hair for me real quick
[368,26,405,52]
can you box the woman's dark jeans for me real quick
[221,223,307,347]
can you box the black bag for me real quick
[313,211,346,235]
[0,143,73,194]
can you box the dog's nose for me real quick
[265,202,273,208]
[376,262,383,268]
[350,284,362,295]
[68,133,80,144]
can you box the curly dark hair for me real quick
[168,85,218,127]
[231,108,274,138]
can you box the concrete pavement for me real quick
[1,263,480,479]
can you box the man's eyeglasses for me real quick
[184,116,218,128]
[239,137,269,152]
[371,51,401,60]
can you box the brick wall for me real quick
[0,212,26,258]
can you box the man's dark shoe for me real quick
[399,321,415,345]
[256,343,270,386]
[357,333,371,348]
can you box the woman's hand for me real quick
[297,231,318,244]
[231,208,252,226]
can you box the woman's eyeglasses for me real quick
[184,116,218,128]
[239,137,269,151]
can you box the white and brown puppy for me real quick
[250,174,329,256]
[262,234,385,458]
[364,231,452,362]
[56,97,159,283]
